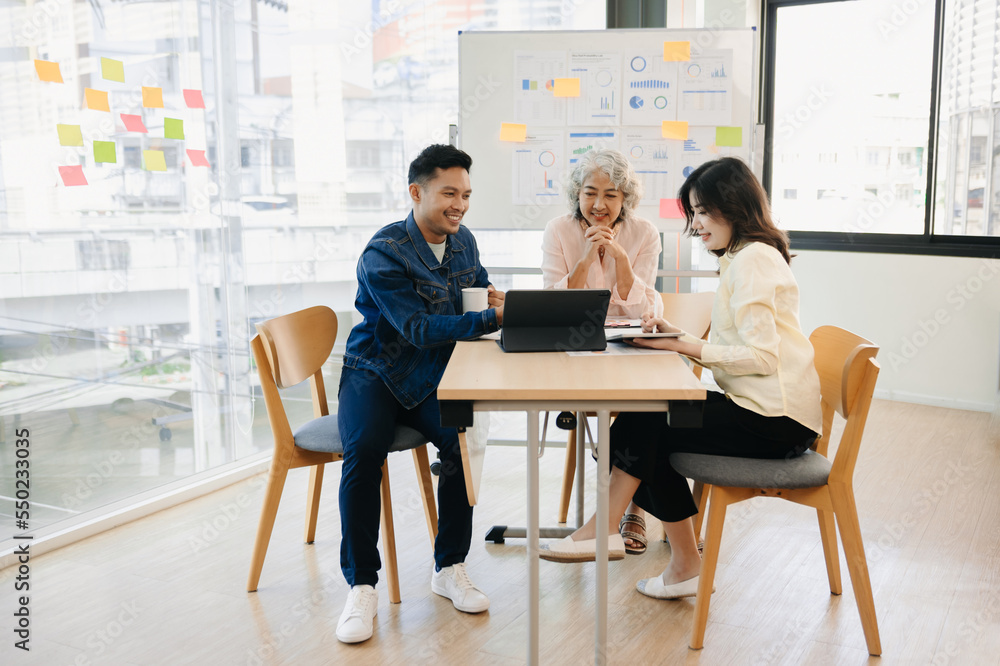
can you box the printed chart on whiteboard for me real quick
[459,28,755,229]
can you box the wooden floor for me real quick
[2,399,999,665]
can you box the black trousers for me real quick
[610,391,818,523]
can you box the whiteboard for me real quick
[457,28,757,231]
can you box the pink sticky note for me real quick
[120,113,148,133]
[186,149,210,167]
[183,89,206,109]
[59,165,87,186]
[659,198,685,219]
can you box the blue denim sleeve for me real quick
[358,243,499,349]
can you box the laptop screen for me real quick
[499,289,611,352]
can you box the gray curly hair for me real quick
[566,148,644,226]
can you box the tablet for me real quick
[605,329,683,341]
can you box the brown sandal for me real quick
[619,513,647,555]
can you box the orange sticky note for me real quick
[663,41,691,62]
[59,165,87,186]
[85,88,110,112]
[553,78,581,97]
[500,122,528,142]
[661,121,689,140]
[142,86,164,108]
[186,149,210,167]
[143,150,167,171]
[183,89,206,109]
[101,57,125,83]
[34,59,63,83]
[659,198,685,219]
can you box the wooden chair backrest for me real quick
[251,307,339,450]
[255,306,338,390]
[809,325,880,483]
[660,291,715,340]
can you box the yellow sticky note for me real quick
[143,149,167,171]
[34,59,63,83]
[553,78,581,97]
[142,86,164,108]
[57,124,84,146]
[85,88,110,112]
[500,122,528,142]
[663,41,691,62]
[101,57,125,82]
[661,121,689,140]
[716,126,743,147]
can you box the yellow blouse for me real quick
[682,242,822,433]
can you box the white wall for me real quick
[793,250,1000,412]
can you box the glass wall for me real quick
[767,0,935,234]
[934,0,1000,236]
[0,0,605,543]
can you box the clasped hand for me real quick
[583,225,624,262]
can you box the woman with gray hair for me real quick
[541,148,663,320]
[540,148,663,555]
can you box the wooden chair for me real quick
[247,305,438,603]
[669,325,882,655]
[556,291,715,523]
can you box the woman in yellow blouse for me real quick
[541,157,822,601]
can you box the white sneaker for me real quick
[336,585,377,644]
[431,563,490,613]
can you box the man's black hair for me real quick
[407,144,473,187]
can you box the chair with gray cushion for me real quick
[247,305,438,603]
[669,325,882,655]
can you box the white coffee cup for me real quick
[462,287,489,313]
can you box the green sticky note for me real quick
[164,118,184,140]
[143,149,167,171]
[57,124,83,146]
[101,57,125,83]
[716,126,743,147]
[93,140,116,164]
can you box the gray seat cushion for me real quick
[293,415,428,454]
[669,449,832,489]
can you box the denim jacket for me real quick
[342,212,500,408]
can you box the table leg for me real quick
[575,411,586,528]
[527,409,540,666]
[595,409,610,664]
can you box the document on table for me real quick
[566,345,678,357]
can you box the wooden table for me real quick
[438,340,706,665]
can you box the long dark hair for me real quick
[678,157,791,264]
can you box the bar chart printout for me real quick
[567,51,622,126]
[514,50,567,126]
[622,52,679,126]
[677,49,733,126]
[513,131,564,204]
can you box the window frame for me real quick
[761,0,1000,258]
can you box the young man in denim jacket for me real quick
[335,144,505,644]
